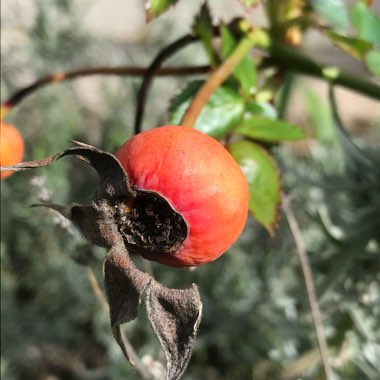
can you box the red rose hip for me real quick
[115,126,248,267]
[0,122,24,179]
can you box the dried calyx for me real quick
[1,141,202,380]
[114,189,188,258]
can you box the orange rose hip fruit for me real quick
[0,122,24,179]
[115,125,249,267]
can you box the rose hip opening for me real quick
[114,189,188,258]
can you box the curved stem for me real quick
[180,36,255,128]
[1,64,210,118]
[282,195,334,380]
[133,34,198,135]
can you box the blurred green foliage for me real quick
[1,1,380,380]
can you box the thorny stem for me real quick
[282,196,334,380]
[86,267,152,380]
[1,65,210,119]
[133,34,198,135]
[180,36,256,128]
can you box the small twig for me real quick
[180,35,255,128]
[1,64,210,118]
[282,195,334,380]
[133,34,198,135]
[86,267,152,379]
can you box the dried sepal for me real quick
[146,281,202,380]
[104,242,151,367]
[71,204,121,248]
[69,141,133,200]
[104,243,151,326]
[0,142,133,199]
[31,202,121,248]
[103,241,202,379]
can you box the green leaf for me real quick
[220,24,235,58]
[365,50,380,78]
[169,81,245,137]
[193,3,217,66]
[235,117,305,142]
[245,101,278,119]
[310,0,349,32]
[324,30,373,59]
[229,141,281,235]
[145,0,179,20]
[220,25,257,94]
[350,2,380,43]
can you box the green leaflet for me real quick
[245,101,278,119]
[220,25,257,95]
[229,140,281,235]
[235,116,305,142]
[310,0,349,32]
[193,3,217,66]
[350,2,380,44]
[169,81,245,138]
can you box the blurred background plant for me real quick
[1,0,379,379]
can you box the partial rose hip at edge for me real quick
[0,122,24,180]
[115,125,249,267]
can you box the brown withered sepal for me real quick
[1,141,202,380]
